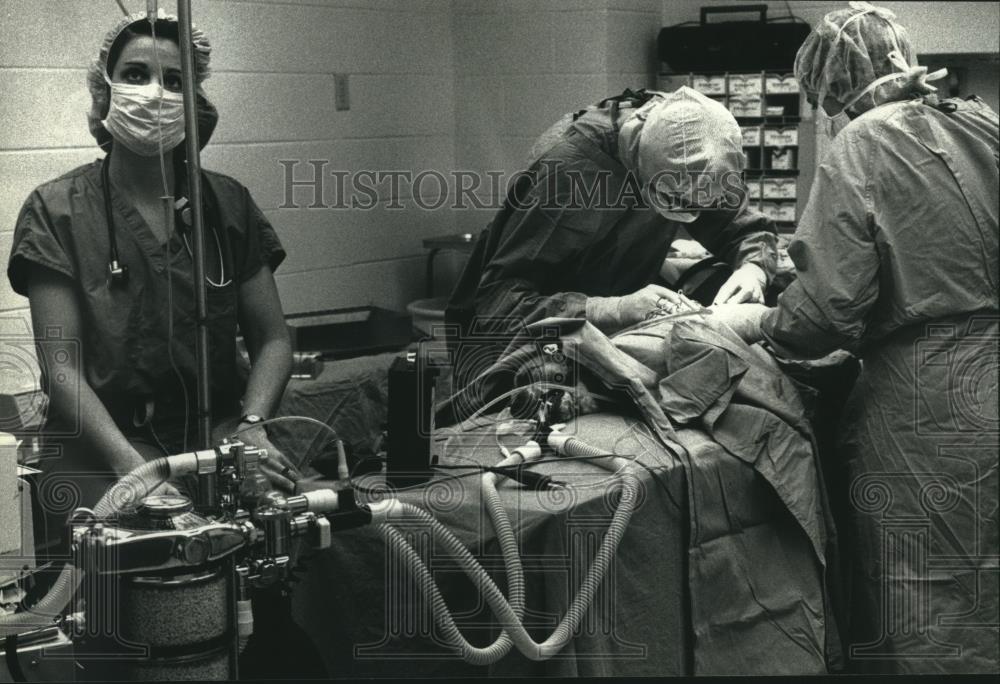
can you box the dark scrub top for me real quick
[447,102,778,342]
[444,102,777,393]
[7,159,285,507]
[761,96,999,674]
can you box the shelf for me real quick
[744,169,800,178]
[734,116,801,125]
[657,67,806,193]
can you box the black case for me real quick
[658,5,810,73]
[285,306,412,360]
[385,353,439,488]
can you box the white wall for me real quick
[451,0,660,226]
[878,2,999,55]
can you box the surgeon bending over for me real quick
[447,87,779,348]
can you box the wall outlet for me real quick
[334,73,350,111]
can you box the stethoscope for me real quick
[102,155,233,289]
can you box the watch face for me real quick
[243,414,263,424]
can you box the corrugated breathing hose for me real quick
[372,432,639,662]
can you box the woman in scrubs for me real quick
[6,13,298,539]
[714,2,998,674]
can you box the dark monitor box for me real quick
[285,306,413,360]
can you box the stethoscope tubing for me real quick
[101,154,233,289]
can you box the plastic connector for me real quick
[367,499,403,525]
[302,489,339,514]
[546,431,572,454]
[237,599,253,638]
[510,440,542,464]
[313,517,332,550]
[335,440,350,481]
[494,465,564,491]
[325,506,373,532]
[166,448,217,477]
[237,598,253,654]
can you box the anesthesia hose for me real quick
[371,435,639,662]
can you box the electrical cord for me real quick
[431,454,617,470]
[351,452,643,499]
[351,467,481,497]
[228,414,344,474]
[347,453,604,497]
[228,414,340,441]
[433,453,634,491]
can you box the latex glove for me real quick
[713,262,768,305]
[710,302,771,343]
[235,424,301,493]
[586,284,697,333]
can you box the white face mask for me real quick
[102,80,186,157]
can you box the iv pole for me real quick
[175,0,213,451]
[156,3,237,675]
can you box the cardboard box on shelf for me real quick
[691,74,726,96]
[764,126,799,147]
[741,125,762,146]
[762,177,798,200]
[761,201,797,223]
[728,72,763,96]
[729,95,763,118]
[765,73,800,94]
[769,147,796,170]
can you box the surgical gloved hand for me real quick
[710,302,772,343]
[236,425,302,493]
[586,284,696,333]
[713,263,768,304]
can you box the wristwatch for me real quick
[239,413,265,426]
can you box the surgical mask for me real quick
[639,183,699,223]
[102,80,186,157]
[817,105,851,138]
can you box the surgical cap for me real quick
[794,2,941,114]
[621,86,745,221]
[87,10,212,150]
